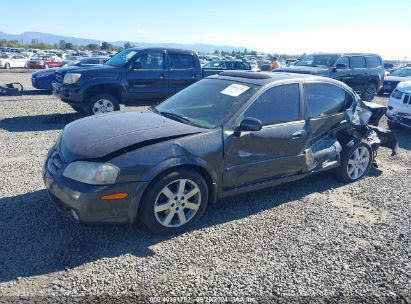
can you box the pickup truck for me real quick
[53,48,251,115]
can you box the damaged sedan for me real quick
[43,71,397,234]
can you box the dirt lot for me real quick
[0,71,410,303]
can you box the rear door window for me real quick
[350,56,365,69]
[304,83,346,117]
[365,56,382,68]
[168,54,195,69]
[244,84,300,126]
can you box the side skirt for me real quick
[219,160,340,199]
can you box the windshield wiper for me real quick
[159,111,194,125]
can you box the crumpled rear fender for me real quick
[368,125,399,156]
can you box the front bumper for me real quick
[52,81,84,104]
[386,96,411,128]
[29,63,45,69]
[32,77,52,90]
[43,148,148,224]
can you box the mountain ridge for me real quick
[0,31,251,53]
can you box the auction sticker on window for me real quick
[220,84,250,97]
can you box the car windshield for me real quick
[390,69,411,77]
[203,61,225,68]
[65,61,81,66]
[295,54,338,67]
[155,79,258,129]
[105,49,139,67]
[36,56,50,60]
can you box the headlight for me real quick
[63,162,120,185]
[63,73,81,84]
[391,89,403,99]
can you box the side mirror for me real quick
[236,117,263,132]
[130,62,142,70]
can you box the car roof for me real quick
[128,47,195,54]
[306,52,381,57]
[209,71,352,87]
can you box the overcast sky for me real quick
[1,0,410,59]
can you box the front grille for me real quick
[403,94,411,104]
[47,150,62,177]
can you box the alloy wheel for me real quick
[92,99,115,114]
[154,179,201,228]
[346,146,370,180]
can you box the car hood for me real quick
[384,76,411,82]
[59,111,206,162]
[274,65,330,75]
[396,80,411,93]
[32,68,58,77]
[59,64,122,77]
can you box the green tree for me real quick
[123,41,135,49]
[87,43,100,51]
[101,41,110,50]
[59,40,67,50]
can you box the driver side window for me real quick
[336,56,349,68]
[133,52,164,70]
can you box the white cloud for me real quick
[199,27,410,60]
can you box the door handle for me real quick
[160,74,166,79]
[291,130,306,139]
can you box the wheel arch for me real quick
[84,83,126,104]
[133,162,219,222]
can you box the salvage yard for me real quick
[0,71,410,301]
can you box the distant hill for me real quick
[0,31,249,53]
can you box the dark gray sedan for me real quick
[43,72,396,234]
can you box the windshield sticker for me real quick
[220,84,250,97]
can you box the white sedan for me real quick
[0,53,28,69]
[386,80,411,128]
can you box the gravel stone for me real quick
[0,72,410,303]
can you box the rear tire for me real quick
[362,82,377,101]
[335,141,373,183]
[139,169,208,235]
[85,93,120,115]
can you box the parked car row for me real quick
[32,56,109,90]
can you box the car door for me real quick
[126,50,169,104]
[332,56,351,84]
[166,52,200,97]
[347,56,367,93]
[303,82,350,141]
[223,83,309,189]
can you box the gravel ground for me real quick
[0,72,410,303]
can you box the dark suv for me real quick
[274,53,385,101]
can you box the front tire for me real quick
[139,169,209,235]
[86,93,120,115]
[335,141,372,183]
[5,63,10,69]
[362,82,377,101]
